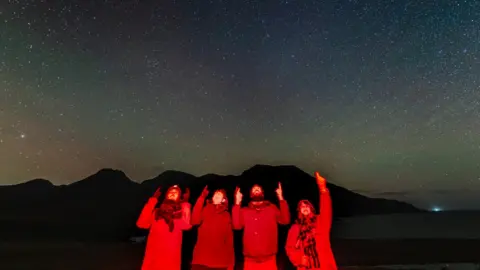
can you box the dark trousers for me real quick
[191,264,228,270]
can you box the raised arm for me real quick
[179,202,192,230]
[191,186,209,225]
[276,201,290,224]
[136,188,161,229]
[315,172,333,233]
[275,182,291,225]
[285,225,303,267]
[232,187,244,229]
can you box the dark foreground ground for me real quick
[1,239,479,270]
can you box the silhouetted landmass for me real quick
[0,165,421,242]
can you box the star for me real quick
[0,0,479,210]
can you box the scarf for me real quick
[296,200,320,269]
[155,199,183,232]
[297,215,317,243]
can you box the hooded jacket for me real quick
[191,192,235,268]
[137,197,191,270]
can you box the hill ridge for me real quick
[0,164,422,241]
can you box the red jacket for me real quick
[191,195,235,268]
[232,200,290,261]
[285,189,337,270]
[136,198,192,270]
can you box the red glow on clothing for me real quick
[232,200,290,260]
[137,198,191,270]
[191,195,235,268]
[285,172,338,270]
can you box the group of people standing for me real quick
[136,172,337,270]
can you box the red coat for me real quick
[232,200,290,261]
[136,198,192,270]
[285,190,337,270]
[191,195,235,268]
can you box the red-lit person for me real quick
[190,186,235,270]
[232,182,290,270]
[136,185,192,270]
[285,172,337,270]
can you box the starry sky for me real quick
[1,0,479,210]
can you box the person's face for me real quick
[167,188,180,201]
[251,185,263,196]
[212,191,225,205]
[299,202,312,216]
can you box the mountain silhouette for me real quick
[0,165,421,241]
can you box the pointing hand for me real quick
[235,186,243,205]
[201,185,209,197]
[275,182,284,200]
[314,172,328,192]
[153,187,161,198]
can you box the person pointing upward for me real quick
[232,182,290,270]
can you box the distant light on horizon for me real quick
[432,207,442,212]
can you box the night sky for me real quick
[1,1,479,210]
